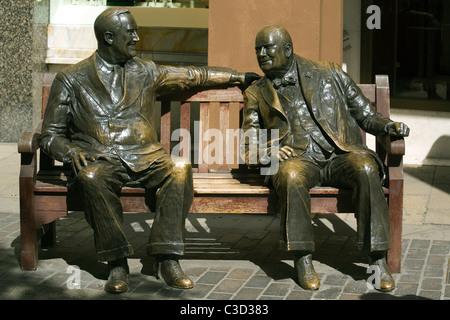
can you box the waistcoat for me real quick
[277,83,335,157]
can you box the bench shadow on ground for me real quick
[404,135,450,196]
[11,210,368,288]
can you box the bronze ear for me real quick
[285,43,293,58]
[104,31,114,45]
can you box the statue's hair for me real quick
[94,7,131,43]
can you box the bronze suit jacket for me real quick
[241,55,393,169]
[40,53,236,172]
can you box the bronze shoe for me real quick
[369,252,395,292]
[294,253,320,291]
[104,266,129,293]
[155,256,194,289]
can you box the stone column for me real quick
[0,0,49,142]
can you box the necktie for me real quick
[111,65,124,104]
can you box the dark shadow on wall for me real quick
[426,135,450,160]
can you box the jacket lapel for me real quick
[114,59,147,114]
[74,54,115,115]
[260,77,287,119]
[260,55,320,118]
[296,55,320,110]
[74,54,148,115]
[296,56,339,144]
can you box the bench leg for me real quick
[19,169,39,270]
[387,178,403,273]
[20,219,38,270]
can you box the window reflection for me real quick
[396,0,450,101]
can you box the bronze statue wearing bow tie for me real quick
[241,25,410,292]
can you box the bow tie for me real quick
[272,75,297,89]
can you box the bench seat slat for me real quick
[34,175,388,196]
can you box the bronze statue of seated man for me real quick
[39,7,258,294]
[241,25,410,292]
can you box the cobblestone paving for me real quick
[1,211,449,300]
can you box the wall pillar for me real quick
[208,0,343,73]
[0,0,48,142]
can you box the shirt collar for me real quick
[95,51,115,74]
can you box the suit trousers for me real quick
[270,151,391,253]
[72,153,193,262]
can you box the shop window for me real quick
[362,0,450,110]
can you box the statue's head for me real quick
[94,8,140,64]
[255,25,294,79]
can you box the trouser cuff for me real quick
[146,242,185,256]
[97,244,134,262]
[357,241,391,252]
[280,240,315,252]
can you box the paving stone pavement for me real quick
[1,143,450,303]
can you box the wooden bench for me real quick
[18,74,405,273]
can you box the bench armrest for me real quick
[376,135,405,156]
[18,121,41,154]
[18,121,41,184]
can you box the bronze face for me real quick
[107,13,140,64]
[255,26,292,78]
